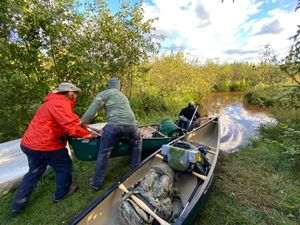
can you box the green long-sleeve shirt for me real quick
[80,89,136,126]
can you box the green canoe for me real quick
[69,117,220,225]
[68,121,183,161]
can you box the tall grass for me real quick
[244,85,300,164]
[244,86,300,109]
[0,157,132,225]
[196,86,300,224]
[197,142,299,225]
[213,80,249,92]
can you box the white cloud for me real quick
[142,0,300,63]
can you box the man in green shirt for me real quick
[80,78,142,190]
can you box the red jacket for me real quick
[21,93,90,151]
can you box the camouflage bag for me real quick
[119,163,176,225]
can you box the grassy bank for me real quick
[244,85,300,163]
[244,85,300,109]
[197,131,300,225]
[196,86,300,225]
[0,156,133,225]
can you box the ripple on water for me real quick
[207,101,276,153]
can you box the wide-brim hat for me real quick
[52,82,82,93]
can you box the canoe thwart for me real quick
[187,141,217,155]
[191,171,207,181]
[155,153,164,160]
[207,149,216,155]
[118,183,170,225]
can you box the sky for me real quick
[108,0,300,63]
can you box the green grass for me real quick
[0,156,132,225]
[195,137,300,225]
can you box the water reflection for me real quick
[203,92,276,153]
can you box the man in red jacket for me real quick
[12,82,94,214]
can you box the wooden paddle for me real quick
[155,154,207,181]
[118,183,170,225]
[187,104,199,131]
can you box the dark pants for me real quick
[12,145,72,212]
[177,116,200,132]
[91,124,142,187]
[177,116,191,130]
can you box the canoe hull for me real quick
[69,136,175,161]
[0,140,71,196]
[69,117,220,225]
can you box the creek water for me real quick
[203,92,276,153]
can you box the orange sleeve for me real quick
[49,101,91,138]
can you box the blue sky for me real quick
[106,0,299,63]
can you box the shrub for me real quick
[245,86,300,164]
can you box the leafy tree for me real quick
[0,0,89,140]
[280,2,300,86]
[145,52,212,115]
[280,27,300,85]
[0,0,160,142]
[257,44,286,85]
